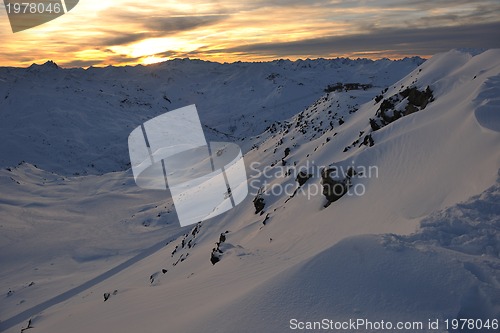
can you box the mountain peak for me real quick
[28,60,60,71]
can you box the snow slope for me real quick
[1,50,499,333]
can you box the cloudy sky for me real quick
[0,0,499,67]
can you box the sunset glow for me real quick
[0,0,499,67]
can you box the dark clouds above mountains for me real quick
[221,22,500,58]
[1,0,499,66]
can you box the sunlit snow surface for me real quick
[0,50,499,332]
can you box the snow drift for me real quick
[0,49,499,333]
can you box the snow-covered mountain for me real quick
[0,57,423,176]
[1,50,499,333]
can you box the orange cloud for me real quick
[0,0,499,67]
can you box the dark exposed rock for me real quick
[210,252,220,265]
[284,147,291,157]
[379,98,395,113]
[262,213,270,225]
[296,171,312,186]
[369,118,381,131]
[253,195,265,214]
[361,134,375,147]
[219,233,226,243]
[321,168,349,204]
[210,232,229,265]
[401,86,434,108]
[20,319,33,332]
[404,103,418,116]
[346,167,357,178]
[371,86,434,132]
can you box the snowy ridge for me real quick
[0,50,499,332]
[195,171,500,333]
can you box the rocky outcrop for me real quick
[296,171,312,186]
[210,231,229,265]
[253,190,266,214]
[321,167,355,206]
[371,85,434,131]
